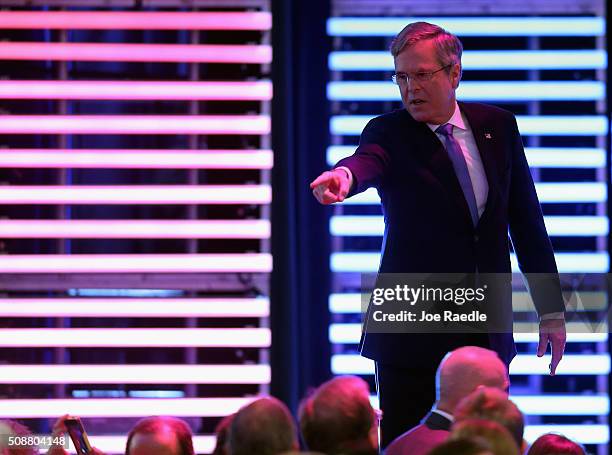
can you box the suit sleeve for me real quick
[507,114,565,315]
[334,118,391,197]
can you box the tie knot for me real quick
[436,123,454,137]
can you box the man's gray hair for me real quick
[390,21,463,70]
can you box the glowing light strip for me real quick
[330,216,608,237]
[330,252,609,273]
[0,11,272,30]
[327,81,605,101]
[327,17,605,37]
[329,292,607,313]
[331,354,610,375]
[0,80,273,101]
[0,253,272,273]
[330,115,608,136]
[0,328,271,347]
[329,323,607,345]
[328,50,607,71]
[0,365,270,384]
[0,43,272,64]
[0,185,271,204]
[0,397,257,418]
[64,435,216,455]
[512,395,609,415]
[0,220,271,239]
[0,297,270,317]
[341,183,606,205]
[0,115,270,135]
[327,146,606,168]
[524,425,608,445]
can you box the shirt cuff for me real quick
[540,312,565,321]
[334,166,354,191]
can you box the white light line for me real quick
[0,365,271,384]
[330,216,608,237]
[0,397,257,418]
[65,435,216,455]
[327,146,606,168]
[327,81,605,101]
[327,17,605,37]
[330,115,608,136]
[0,220,271,239]
[0,149,274,169]
[0,328,271,348]
[0,297,270,317]
[0,185,272,204]
[329,50,607,71]
[0,254,273,273]
[512,395,609,415]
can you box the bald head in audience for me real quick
[229,397,298,455]
[125,416,194,455]
[299,375,378,455]
[436,346,509,414]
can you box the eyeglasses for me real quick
[391,64,452,85]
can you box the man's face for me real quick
[394,39,460,124]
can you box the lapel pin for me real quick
[484,133,492,139]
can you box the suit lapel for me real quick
[459,101,497,227]
[423,411,452,431]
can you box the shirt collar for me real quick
[431,407,454,422]
[426,102,466,133]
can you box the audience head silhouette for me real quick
[125,416,194,455]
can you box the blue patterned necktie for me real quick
[436,123,479,226]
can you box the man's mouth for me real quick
[409,99,425,105]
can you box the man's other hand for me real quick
[537,318,566,376]
[310,169,351,204]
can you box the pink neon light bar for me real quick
[0,149,274,169]
[0,80,273,100]
[0,253,273,273]
[0,12,272,30]
[0,115,271,135]
[0,297,270,317]
[0,185,272,204]
[0,364,271,384]
[0,220,271,239]
[0,43,272,63]
[0,397,257,418]
[0,328,271,347]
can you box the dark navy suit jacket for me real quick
[336,102,564,367]
[384,411,451,455]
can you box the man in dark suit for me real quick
[311,22,567,449]
[385,346,509,455]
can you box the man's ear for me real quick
[451,63,461,89]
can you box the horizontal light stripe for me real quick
[64,435,215,455]
[327,17,605,37]
[0,253,272,273]
[329,50,607,71]
[331,354,610,375]
[330,216,608,237]
[0,11,272,30]
[524,425,608,445]
[0,185,271,204]
[0,328,271,347]
[329,292,607,314]
[512,395,609,415]
[0,397,256,418]
[0,149,273,169]
[0,220,271,239]
[0,365,270,384]
[0,297,270,317]
[331,252,609,273]
[0,43,272,64]
[327,81,605,101]
[327,146,606,168]
[0,80,273,101]
[341,183,606,205]
[0,115,270,135]
[330,115,608,136]
[329,323,607,345]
